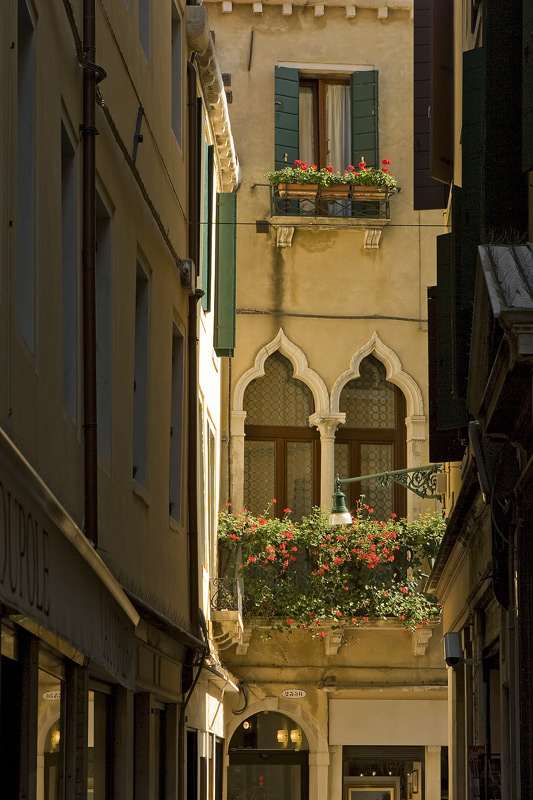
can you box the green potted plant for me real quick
[266,160,321,199]
[349,158,398,200]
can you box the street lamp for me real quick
[328,463,444,525]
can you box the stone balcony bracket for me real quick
[269,215,390,250]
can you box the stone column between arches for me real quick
[309,413,346,508]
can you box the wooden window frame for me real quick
[299,76,350,168]
[244,425,320,517]
[336,387,407,517]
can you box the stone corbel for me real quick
[405,414,426,442]
[324,629,343,656]
[412,624,435,656]
[235,622,253,655]
[363,227,383,249]
[276,225,295,248]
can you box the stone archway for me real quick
[225,696,329,800]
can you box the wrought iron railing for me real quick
[211,577,243,615]
[269,184,392,220]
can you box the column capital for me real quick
[231,410,247,437]
[309,412,346,439]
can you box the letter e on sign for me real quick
[281,689,306,699]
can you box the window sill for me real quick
[132,479,150,506]
[269,214,390,250]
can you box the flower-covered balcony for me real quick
[211,505,444,656]
[265,159,397,249]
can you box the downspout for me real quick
[81,0,99,549]
[178,59,207,800]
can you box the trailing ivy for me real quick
[217,501,444,635]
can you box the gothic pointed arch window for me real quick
[243,351,320,519]
[335,354,407,518]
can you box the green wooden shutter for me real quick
[275,66,299,169]
[350,70,379,168]
[457,48,483,399]
[524,0,533,171]
[214,192,237,358]
[435,230,468,431]
[201,144,214,312]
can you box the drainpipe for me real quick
[81,0,98,549]
[178,59,206,800]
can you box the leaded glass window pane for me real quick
[359,443,394,518]
[244,352,314,426]
[334,441,349,486]
[340,355,395,429]
[286,441,313,520]
[244,440,276,517]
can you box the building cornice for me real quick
[203,0,413,18]
[186,6,239,191]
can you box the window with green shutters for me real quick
[274,66,379,171]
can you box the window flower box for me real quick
[277,182,319,199]
[352,186,392,201]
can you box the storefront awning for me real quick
[0,428,139,689]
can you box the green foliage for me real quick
[217,501,444,636]
[266,159,398,190]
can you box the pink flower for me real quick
[284,507,291,513]
[351,618,358,624]
[270,498,277,503]
[390,513,397,519]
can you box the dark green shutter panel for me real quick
[457,48,483,399]
[201,144,214,312]
[350,70,379,168]
[214,192,237,358]
[275,66,299,169]
[435,232,468,431]
[427,286,465,461]
[523,0,533,171]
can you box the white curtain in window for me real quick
[298,86,315,165]
[326,84,351,171]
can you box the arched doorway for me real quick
[227,712,309,800]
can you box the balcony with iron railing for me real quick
[263,184,395,249]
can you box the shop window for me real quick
[38,649,66,800]
[335,355,406,518]
[154,705,167,800]
[1,622,22,798]
[228,713,309,800]
[88,687,112,799]
[244,352,319,520]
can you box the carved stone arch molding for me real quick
[331,332,426,443]
[232,328,330,417]
[225,696,330,800]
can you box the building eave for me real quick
[186,6,239,192]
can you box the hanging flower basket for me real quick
[277,182,319,199]
[351,186,392,201]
